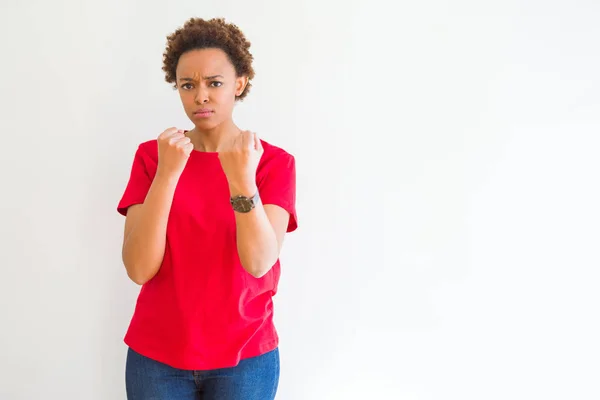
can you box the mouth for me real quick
[193,109,214,118]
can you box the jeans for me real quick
[125,347,280,400]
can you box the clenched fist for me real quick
[156,128,194,179]
[218,130,264,196]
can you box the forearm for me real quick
[122,173,178,284]
[232,186,279,278]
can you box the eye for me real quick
[210,81,223,88]
[180,83,194,90]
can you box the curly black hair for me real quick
[162,17,255,100]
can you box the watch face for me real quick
[232,197,254,213]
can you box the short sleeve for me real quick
[258,153,298,233]
[117,145,153,216]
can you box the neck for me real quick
[187,119,240,152]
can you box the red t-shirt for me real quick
[117,138,297,370]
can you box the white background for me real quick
[1,1,599,399]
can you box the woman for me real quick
[117,17,297,399]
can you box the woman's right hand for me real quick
[156,128,194,179]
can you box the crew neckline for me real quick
[191,149,219,156]
[183,130,220,155]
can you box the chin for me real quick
[191,118,220,130]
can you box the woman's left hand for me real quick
[218,130,263,196]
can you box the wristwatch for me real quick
[230,192,260,213]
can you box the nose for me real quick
[194,87,209,104]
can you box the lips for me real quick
[194,109,213,115]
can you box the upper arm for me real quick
[117,143,153,217]
[118,144,154,250]
[257,152,298,234]
[263,204,290,254]
[122,204,143,250]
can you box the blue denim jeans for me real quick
[125,347,280,399]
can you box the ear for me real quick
[235,76,249,97]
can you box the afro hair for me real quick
[162,17,255,100]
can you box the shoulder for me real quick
[137,139,158,155]
[259,139,295,168]
[256,139,296,188]
[132,139,159,162]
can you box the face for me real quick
[175,48,248,130]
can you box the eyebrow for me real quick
[179,75,224,81]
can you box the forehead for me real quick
[176,48,235,78]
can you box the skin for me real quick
[121,48,290,283]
